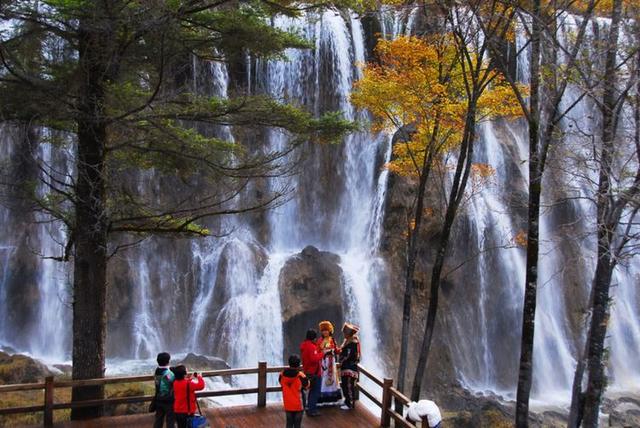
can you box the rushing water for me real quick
[0,5,638,414]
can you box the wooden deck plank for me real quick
[42,403,379,427]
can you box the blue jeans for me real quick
[304,374,321,413]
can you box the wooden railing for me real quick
[0,361,285,426]
[356,364,420,428]
[0,362,425,427]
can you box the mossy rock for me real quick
[104,382,156,416]
[443,405,512,427]
[442,410,474,427]
[0,351,52,384]
[478,408,512,427]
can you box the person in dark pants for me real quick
[300,329,323,416]
[339,323,360,410]
[279,355,310,428]
[153,352,176,428]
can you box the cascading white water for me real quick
[29,135,73,360]
[0,5,637,418]
[259,10,390,385]
[0,245,13,345]
[448,11,640,407]
[132,252,166,360]
[0,127,73,360]
[0,128,13,345]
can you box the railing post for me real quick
[44,376,54,427]
[380,377,393,427]
[257,361,267,408]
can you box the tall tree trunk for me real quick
[410,104,477,401]
[396,143,434,410]
[581,1,623,425]
[70,19,111,420]
[581,259,615,427]
[568,289,593,428]
[515,1,542,425]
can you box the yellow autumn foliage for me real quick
[352,35,524,178]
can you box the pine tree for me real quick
[0,0,352,418]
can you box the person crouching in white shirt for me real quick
[405,399,442,428]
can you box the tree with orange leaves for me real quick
[352,19,523,403]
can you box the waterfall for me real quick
[0,245,13,345]
[0,127,72,360]
[30,135,73,360]
[0,3,637,417]
[444,11,640,407]
[258,10,390,381]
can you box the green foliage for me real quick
[184,7,312,58]
[0,0,354,238]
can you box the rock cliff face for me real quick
[278,246,344,359]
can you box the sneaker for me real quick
[307,411,321,417]
[340,405,351,410]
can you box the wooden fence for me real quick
[0,362,423,427]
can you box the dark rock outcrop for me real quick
[176,352,230,371]
[278,246,344,359]
[176,353,231,383]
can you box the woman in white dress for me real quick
[316,320,343,405]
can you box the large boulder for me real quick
[176,353,231,384]
[0,351,52,384]
[278,246,344,359]
[176,353,230,371]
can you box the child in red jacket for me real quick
[279,355,310,428]
[172,365,205,428]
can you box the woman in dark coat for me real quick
[338,323,360,410]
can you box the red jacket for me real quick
[300,339,323,376]
[279,368,309,412]
[173,375,205,414]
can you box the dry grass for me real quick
[0,381,155,427]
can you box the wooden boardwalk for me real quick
[43,404,380,428]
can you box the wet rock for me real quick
[211,240,269,309]
[535,410,567,427]
[278,246,344,359]
[176,353,230,371]
[605,396,640,427]
[201,240,269,360]
[52,364,73,377]
[0,345,17,355]
[176,353,231,384]
[0,351,52,384]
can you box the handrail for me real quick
[357,364,384,387]
[0,382,46,393]
[0,361,279,426]
[390,386,411,405]
[0,361,419,428]
[355,364,418,428]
